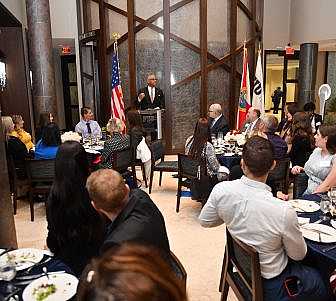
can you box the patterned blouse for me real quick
[185,136,221,178]
[100,133,130,169]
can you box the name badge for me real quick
[320,160,331,168]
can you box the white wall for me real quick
[0,0,26,26]
[49,0,77,39]
[263,0,291,49]
[290,0,336,45]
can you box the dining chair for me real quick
[25,158,55,221]
[176,154,199,213]
[267,157,290,196]
[293,172,309,199]
[169,251,187,290]
[148,140,178,194]
[112,147,137,188]
[219,228,263,301]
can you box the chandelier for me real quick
[0,59,6,91]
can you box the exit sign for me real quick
[62,46,71,55]
[285,46,295,55]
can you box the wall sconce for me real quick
[0,59,6,91]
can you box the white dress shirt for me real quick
[199,176,307,279]
[75,119,102,139]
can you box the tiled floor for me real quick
[14,160,238,301]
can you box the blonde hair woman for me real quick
[11,114,34,150]
[100,117,130,169]
[1,116,28,162]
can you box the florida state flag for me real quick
[236,46,251,130]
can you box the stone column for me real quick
[26,0,57,123]
[297,43,319,108]
[0,113,18,248]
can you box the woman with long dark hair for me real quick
[288,112,314,166]
[46,141,105,275]
[278,102,299,141]
[185,118,228,199]
[35,122,61,159]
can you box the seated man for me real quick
[208,103,229,137]
[86,169,170,257]
[242,107,261,137]
[75,107,102,139]
[259,115,288,160]
[199,136,329,301]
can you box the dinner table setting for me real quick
[287,188,336,278]
[0,248,77,301]
[213,131,245,169]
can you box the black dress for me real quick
[290,135,314,167]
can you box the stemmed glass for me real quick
[320,195,332,221]
[0,262,17,295]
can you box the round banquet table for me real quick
[294,196,336,290]
[216,153,241,169]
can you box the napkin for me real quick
[298,217,310,225]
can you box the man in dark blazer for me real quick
[208,103,229,137]
[86,169,170,257]
[135,73,165,110]
[304,102,323,133]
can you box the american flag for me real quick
[111,47,126,126]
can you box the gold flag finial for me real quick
[112,32,121,41]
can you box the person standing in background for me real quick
[272,87,283,114]
[135,73,165,110]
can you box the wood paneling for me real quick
[0,27,31,132]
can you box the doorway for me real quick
[61,55,79,130]
[264,50,300,119]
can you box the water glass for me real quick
[330,187,336,203]
[320,196,332,221]
[0,262,16,282]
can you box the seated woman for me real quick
[46,141,106,276]
[185,118,228,200]
[35,112,54,142]
[288,112,314,167]
[278,102,299,142]
[291,125,336,195]
[11,114,34,151]
[100,117,130,169]
[2,116,28,162]
[77,243,187,301]
[126,110,151,180]
[35,122,61,159]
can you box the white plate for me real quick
[301,223,336,243]
[288,199,320,213]
[0,248,44,271]
[22,273,78,301]
[330,220,336,229]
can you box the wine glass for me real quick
[211,134,217,147]
[0,262,17,295]
[320,195,332,221]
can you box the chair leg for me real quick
[176,181,182,213]
[159,171,163,186]
[12,193,17,215]
[29,191,34,222]
[142,165,148,188]
[149,170,154,194]
[220,282,230,301]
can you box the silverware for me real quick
[23,257,52,274]
[301,226,334,237]
[42,267,49,281]
[0,248,14,257]
[322,245,336,253]
[319,232,322,242]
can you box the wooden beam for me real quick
[200,0,208,117]
[127,0,136,103]
[164,0,172,152]
[229,0,238,129]
[98,0,109,123]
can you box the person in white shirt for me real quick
[199,136,329,300]
[75,107,102,139]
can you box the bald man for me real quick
[208,103,229,137]
[86,169,170,256]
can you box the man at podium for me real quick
[135,73,165,110]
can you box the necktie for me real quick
[86,122,92,134]
[150,88,154,103]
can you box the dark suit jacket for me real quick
[208,115,230,136]
[135,86,165,110]
[101,189,170,256]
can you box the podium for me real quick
[139,109,165,140]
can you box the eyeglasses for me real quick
[208,110,214,113]
[148,78,157,81]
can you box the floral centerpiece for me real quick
[61,131,81,143]
[224,130,246,146]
